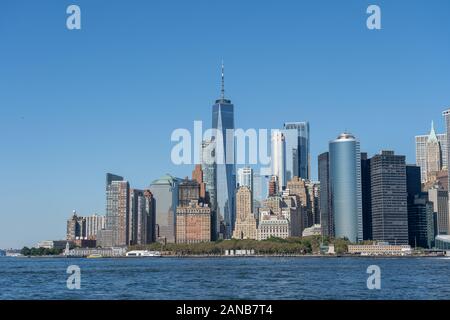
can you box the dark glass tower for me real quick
[212,63,235,239]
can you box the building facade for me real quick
[318,152,333,238]
[370,151,409,245]
[232,186,257,240]
[282,121,310,181]
[428,186,449,235]
[415,121,447,183]
[329,133,362,242]
[271,130,286,192]
[150,175,180,244]
[212,64,236,239]
[176,200,211,243]
[105,173,130,247]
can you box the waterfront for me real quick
[0,257,450,300]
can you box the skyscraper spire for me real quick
[221,60,225,100]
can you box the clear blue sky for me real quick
[1,0,450,248]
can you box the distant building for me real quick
[415,121,447,183]
[176,200,211,244]
[257,214,290,240]
[232,186,257,240]
[192,164,207,202]
[282,122,310,180]
[257,190,303,240]
[271,130,286,192]
[201,138,218,239]
[360,153,372,240]
[329,133,362,242]
[348,244,412,256]
[85,214,106,240]
[150,174,180,244]
[178,178,201,207]
[66,210,86,240]
[212,63,236,239]
[371,151,409,245]
[428,186,449,235]
[302,224,321,237]
[407,165,435,248]
[104,173,130,247]
[129,189,155,245]
[435,235,450,250]
[268,175,279,197]
[318,152,333,238]
[37,240,73,250]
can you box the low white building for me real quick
[348,244,412,256]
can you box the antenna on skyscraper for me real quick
[221,59,225,100]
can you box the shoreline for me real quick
[8,254,448,259]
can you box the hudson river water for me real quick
[1,256,449,299]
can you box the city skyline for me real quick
[1,1,450,248]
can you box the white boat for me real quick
[126,250,161,257]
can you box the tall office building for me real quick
[329,133,362,242]
[149,175,180,244]
[232,186,257,240]
[192,164,207,202]
[370,151,409,245]
[283,122,310,180]
[318,152,333,238]
[415,121,447,183]
[128,189,155,245]
[361,153,372,240]
[105,173,130,247]
[428,186,449,235]
[407,165,435,248]
[271,130,286,192]
[253,173,267,214]
[212,63,235,238]
[201,138,218,238]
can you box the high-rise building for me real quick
[85,214,105,240]
[271,130,286,192]
[212,63,235,239]
[232,186,257,240]
[361,153,372,240]
[286,176,309,228]
[105,173,130,247]
[192,164,207,201]
[407,165,435,248]
[283,122,310,180]
[176,200,211,244]
[201,138,217,238]
[66,210,86,240]
[150,175,180,244]
[128,189,155,245]
[329,133,362,242]
[253,173,267,215]
[415,121,447,183]
[306,181,320,226]
[318,152,333,238]
[428,186,449,235]
[371,151,409,245]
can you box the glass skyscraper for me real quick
[283,122,310,181]
[212,64,235,239]
[329,133,363,242]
